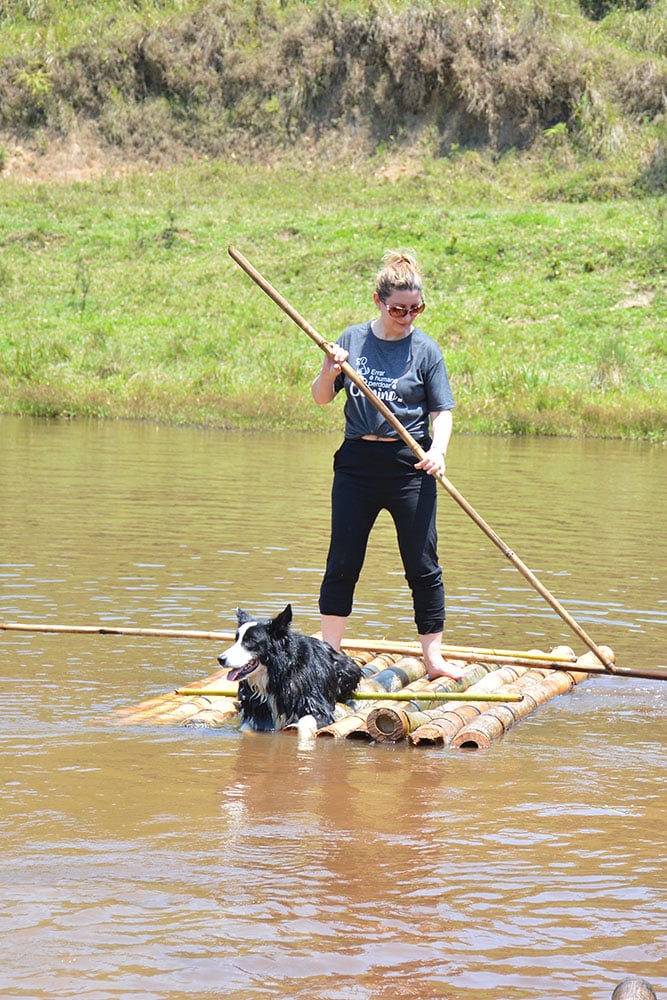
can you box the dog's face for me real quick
[217,605,293,688]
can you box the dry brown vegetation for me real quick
[0,0,665,185]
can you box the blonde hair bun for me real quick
[376,250,423,299]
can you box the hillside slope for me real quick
[0,0,665,188]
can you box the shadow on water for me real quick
[1,416,665,1000]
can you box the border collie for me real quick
[218,604,362,735]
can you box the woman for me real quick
[311,251,463,680]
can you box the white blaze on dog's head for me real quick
[218,618,269,694]
[223,620,258,669]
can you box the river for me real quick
[1,415,665,1000]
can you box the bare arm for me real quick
[415,409,453,476]
[311,345,349,405]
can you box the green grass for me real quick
[1,152,665,438]
[0,0,665,439]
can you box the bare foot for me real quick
[425,658,465,681]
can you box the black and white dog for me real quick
[218,604,362,735]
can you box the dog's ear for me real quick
[270,604,293,634]
[236,607,253,625]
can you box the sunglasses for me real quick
[382,300,426,319]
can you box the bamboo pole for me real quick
[344,637,576,663]
[227,245,618,672]
[176,685,523,703]
[356,688,523,702]
[1,621,549,660]
[3,619,665,680]
[0,620,572,661]
[0,621,234,641]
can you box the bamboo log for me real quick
[356,654,426,692]
[181,707,237,729]
[358,658,498,737]
[317,655,444,738]
[447,674,562,750]
[375,661,532,744]
[156,696,236,726]
[334,657,492,740]
[373,653,554,743]
[409,665,529,744]
[316,710,374,739]
[108,665,236,725]
[412,704,487,745]
[611,978,658,1000]
[316,655,428,738]
[113,693,239,727]
[115,693,239,726]
[449,648,610,750]
[408,646,576,745]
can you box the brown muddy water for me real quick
[1,415,665,1000]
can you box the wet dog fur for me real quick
[217,604,362,734]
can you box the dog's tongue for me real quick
[226,660,260,682]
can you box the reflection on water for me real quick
[1,416,665,1000]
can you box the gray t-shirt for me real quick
[333,321,455,440]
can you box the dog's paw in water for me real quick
[296,714,318,743]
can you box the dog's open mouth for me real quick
[226,660,260,682]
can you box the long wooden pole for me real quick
[0,620,574,661]
[228,245,618,672]
[2,620,665,680]
[0,622,576,663]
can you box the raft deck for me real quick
[110,641,615,749]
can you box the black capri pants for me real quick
[319,438,445,635]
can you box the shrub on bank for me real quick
[0,0,665,190]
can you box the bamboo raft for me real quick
[108,639,617,749]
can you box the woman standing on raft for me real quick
[311,251,463,681]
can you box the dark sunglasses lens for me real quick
[387,303,424,318]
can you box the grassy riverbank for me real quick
[0,0,665,439]
[1,154,665,438]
